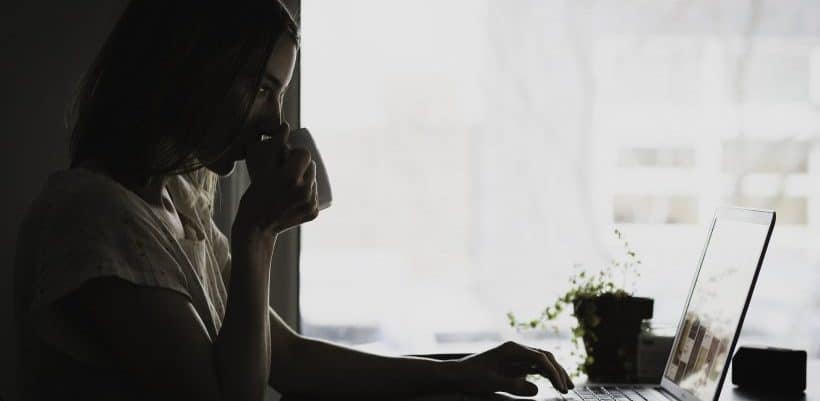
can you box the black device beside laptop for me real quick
[531,207,775,401]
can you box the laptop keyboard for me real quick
[561,385,668,401]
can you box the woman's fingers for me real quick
[286,162,316,205]
[533,350,567,393]
[502,342,567,393]
[283,148,312,185]
[491,375,538,397]
[276,198,319,230]
[286,177,319,222]
[302,160,317,195]
[536,347,574,389]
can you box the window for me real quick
[722,139,809,174]
[613,195,698,224]
[299,0,820,362]
[618,147,696,168]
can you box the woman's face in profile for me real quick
[199,35,298,176]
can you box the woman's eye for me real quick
[257,85,272,96]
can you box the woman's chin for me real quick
[206,159,237,177]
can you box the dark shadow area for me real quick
[1,2,130,400]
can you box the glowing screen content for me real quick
[664,218,770,400]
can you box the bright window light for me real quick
[299,0,820,362]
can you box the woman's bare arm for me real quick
[215,228,276,401]
[265,307,572,399]
[267,319,454,400]
[59,277,222,401]
[58,228,276,401]
[264,296,572,400]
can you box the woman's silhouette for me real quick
[13,1,572,400]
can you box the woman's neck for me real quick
[130,175,170,207]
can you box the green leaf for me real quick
[506,312,517,327]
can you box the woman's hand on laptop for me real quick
[449,341,573,396]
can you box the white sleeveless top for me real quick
[13,167,231,400]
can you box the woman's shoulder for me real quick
[35,168,142,214]
[24,167,152,233]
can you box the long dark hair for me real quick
[68,0,299,212]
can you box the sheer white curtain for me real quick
[300,0,820,360]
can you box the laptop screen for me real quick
[663,214,771,401]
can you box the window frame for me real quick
[214,0,302,332]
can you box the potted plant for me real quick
[507,229,653,382]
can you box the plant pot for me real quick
[573,293,653,383]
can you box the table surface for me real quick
[281,360,818,401]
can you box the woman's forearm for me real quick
[271,336,460,399]
[213,226,276,401]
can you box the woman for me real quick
[13,1,573,400]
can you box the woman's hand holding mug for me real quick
[236,123,319,237]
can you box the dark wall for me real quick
[0,1,129,399]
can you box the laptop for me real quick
[538,207,776,401]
